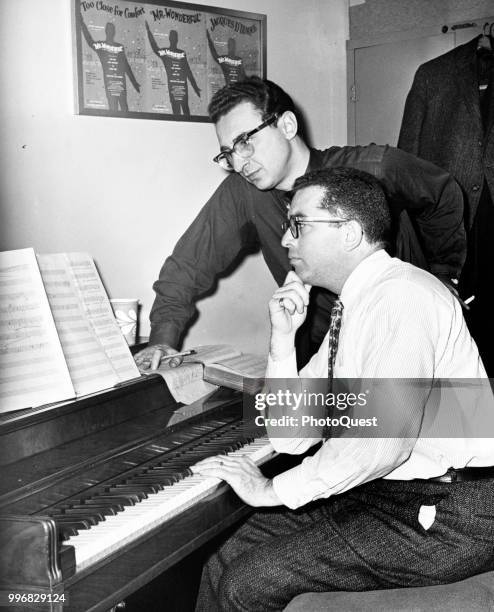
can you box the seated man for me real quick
[191,167,494,611]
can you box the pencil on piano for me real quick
[160,349,197,360]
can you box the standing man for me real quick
[191,167,494,611]
[146,22,201,116]
[135,77,466,370]
[80,15,140,112]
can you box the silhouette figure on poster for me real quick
[146,22,201,116]
[80,15,140,112]
[207,30,246,85]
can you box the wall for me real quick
[0,0,348,355]
[350,0,493,40]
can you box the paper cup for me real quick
[110,298,139,345]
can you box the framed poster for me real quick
[72,0,267,122]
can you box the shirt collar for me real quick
[339,250,391,308]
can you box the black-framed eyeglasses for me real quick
[282,216,350,239]
[213,114,278,171]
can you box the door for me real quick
[352,34,453,146]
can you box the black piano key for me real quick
[127,479,165,488]
[61,508,107,523]
[194,438,238,446]
[50,512,100,526]
[120,482,163,494]
[147,475,180,486]
[77,494,136,508]
[130,474,183,486]
[152,466,190,478]
[150,457,190,467]
[188,444,235,455]
[149,462,191,473]
[81,496,136,514]
[139,470,188,484]
[104,487,148,502]
[69,504,118,516]
[81,499,125,512]
[59,525,79,539]
[194,442,244,453]
[50,516,94,530]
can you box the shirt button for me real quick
[472,184,480,192]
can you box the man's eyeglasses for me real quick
[213,114,278,171]
[282,216,350,239]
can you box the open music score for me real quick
[37,252,140,392]
[155,344,267,404]
[0,248,140,414]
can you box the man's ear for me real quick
[278,111,298,141]
[343,220,364,251]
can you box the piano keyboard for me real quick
[63,437,274,572]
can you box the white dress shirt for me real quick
[266,250,494,509]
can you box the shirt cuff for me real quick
[272,462,326,509]
[266,350,299,379]
[273,437,413,510]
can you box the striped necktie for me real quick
[327,299,344,392]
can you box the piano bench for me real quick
[283,569,494,611]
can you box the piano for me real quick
[0,374,280,611]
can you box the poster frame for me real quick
[72,0,267,122]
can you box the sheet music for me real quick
[0,249,75,413]
[37,253,140,395]
[65,253,140,381]
[155,361,218,404]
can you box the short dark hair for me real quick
[292,167,391,247]
[208,76,298,124]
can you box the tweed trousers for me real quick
[195,478,494,612]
